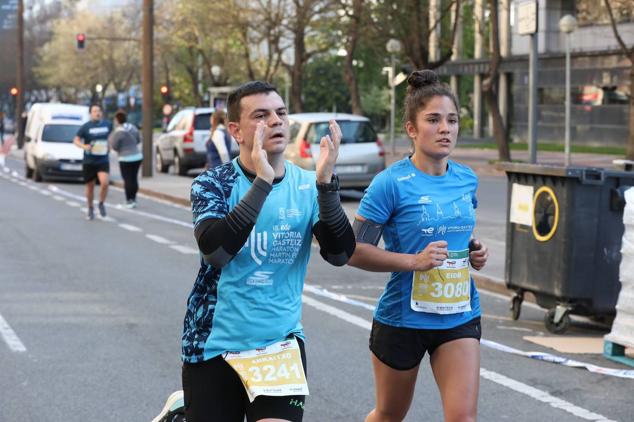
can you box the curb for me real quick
[472,273,537,305]
[114,179,518,300]
[111,180,191,207]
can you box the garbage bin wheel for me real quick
[510,296,522,320]
[544,308,570,334]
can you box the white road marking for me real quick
[119,223,142,232]
[50,185,193,228]
[65,201,81,207]
[302,295,372,330]
[170,245,199,255]
[479,369,617,422]
[146,234,174,244]
[52,195,64,201]
[39,190,51,196]
[301,294,616,422]
[0,313,27,353]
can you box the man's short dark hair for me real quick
[114,109,127,124]
[89,103,102,113]
[227,81,279,123]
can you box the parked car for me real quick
[155,107,213,175]
[284,113,385,189]
[24,103,88,182]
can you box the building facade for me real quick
[437,0,633,146]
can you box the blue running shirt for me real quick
[357,158,481,329]
[182,159,319,363]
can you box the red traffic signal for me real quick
[76,33,86,50]
[10,87,18,96]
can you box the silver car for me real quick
[155,107,213,175]
[285,113,385,189]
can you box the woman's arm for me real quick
[348,215,448,273]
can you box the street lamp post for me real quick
[559,15,577,167]
[385,39,401,156]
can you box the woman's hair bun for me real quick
[407,70,439,89]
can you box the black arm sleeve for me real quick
[194,177,272,268]
[312,190,356,266]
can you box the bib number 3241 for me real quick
[411,249,472,314]
[223,338,309,402]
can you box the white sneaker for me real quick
[124,200,137,209]
[151,390,185,422]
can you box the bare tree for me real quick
[604,0,634,159]
[337,0,364,115]
[369,0,461,71]
[482,0,510,161]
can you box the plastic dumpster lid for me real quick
[499,162,634,184]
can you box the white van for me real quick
[24,103,89,182]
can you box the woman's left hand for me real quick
[315,119,341,184]
[469,238,489,271]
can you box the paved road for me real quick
[1,155,632,421]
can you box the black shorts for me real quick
[182,337,307,422]
[83,162,109,182]
[369,317,481,370]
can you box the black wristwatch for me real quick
[316,174,340,193]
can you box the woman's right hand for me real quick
[410,240,448,271]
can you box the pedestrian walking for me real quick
[110,109,143,208]
[205,109,234,169]
[349,69,489,421]
[152,80,355,422]
[73,103,112,220]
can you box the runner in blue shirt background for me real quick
[349,69,489,422]
[73,103,112,220]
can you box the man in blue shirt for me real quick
[73,103,112,220]
[153,81,355,422]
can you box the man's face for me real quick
[90,106,103,121]
[230,92,289,155]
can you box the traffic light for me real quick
[160,85,170,102]
[76,33,86,50]
[10,87,18,96]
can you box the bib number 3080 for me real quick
[411,249,472,314]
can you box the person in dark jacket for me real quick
[110,109,143,208]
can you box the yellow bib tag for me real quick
[411,249,472,314]
[223,338,309,402]
[91,140,108,156]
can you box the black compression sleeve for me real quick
[194,177,272,267]
[312,190,356,266]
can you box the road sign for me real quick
[518,0,538,35]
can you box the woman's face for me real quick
[405,95,459,161]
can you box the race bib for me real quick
[223,338,309,402]
[411,249,472,314]
[90,140,108,156]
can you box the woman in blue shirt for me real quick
[349,69,489,421]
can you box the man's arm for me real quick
[194,178,271,268]
[73,136,89,151]
[312,189,355,266]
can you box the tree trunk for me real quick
[342,0,363,115]
[290,6,306,113]
[483,0,510,161]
